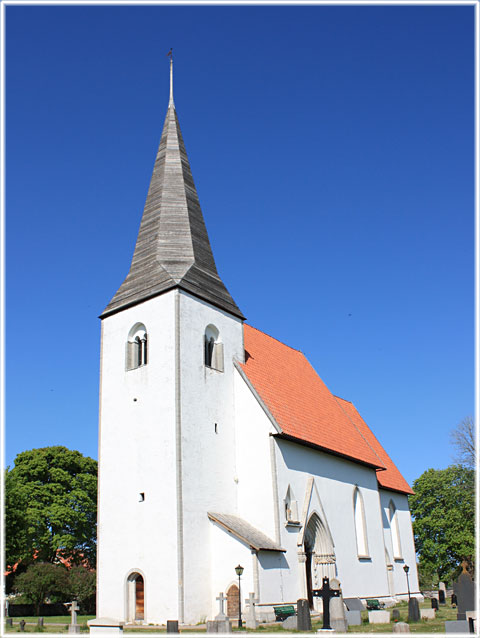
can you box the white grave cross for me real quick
[68,601,79,625]
[245,592,259,630]
[215,592,227,621]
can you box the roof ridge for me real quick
[245,324,303,353]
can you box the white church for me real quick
[96,63,420,625]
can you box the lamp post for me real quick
[235,564,244,628]
[403,564,411,600]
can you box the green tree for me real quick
[5,447,97,568]
[409,465,475,580]
[14,562,70,615]
[68,566,96,613]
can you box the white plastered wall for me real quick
[97,291,178,623]
[178,291,244,624]
[380,490,420,597]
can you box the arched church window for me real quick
[353,487,369,558]
[204,324,224,372]
[284,485,299,523]
[389,500,402,560]
[126,323,148,370]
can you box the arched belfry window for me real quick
[353,487,369,558]
[126,323,148,370]
[389,499,402,560]
[204,324,223,372]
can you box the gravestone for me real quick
[329,578,348,633]
[6,618,12,627]
[344,598,366,612]
[451,593,458,607]
[282,616,297,630]
[167,620,179,633]
[368,610,390,624]
[244,593,258,630]
[392,622,410,633]
[392,609,401,621]
[431,598,439,610]
[66,601,80,634]
[454,561,475,621]
[420,609,435,620]
[439,582,447,605]
[19,620,25,632]
[215,592,228,622]
[346,610,362,626]
[297,599,311,631]
[445,620,470,633]
[312,576,341,630]
[38,617,44,627]
[407,598,420,622]
[206,621,217,633]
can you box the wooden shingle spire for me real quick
[101,59,244,320]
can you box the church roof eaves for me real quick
[208,512,286,552]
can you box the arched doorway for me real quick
[126,572,145,622]
[304,513,336,609]
[226,584,239,619]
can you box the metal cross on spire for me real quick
[167,48,174,106]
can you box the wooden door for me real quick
[226,584,239,618]
[135,576,144,620]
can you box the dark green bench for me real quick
[274,605,296,621]
[366,599,384,610]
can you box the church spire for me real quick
[101,61,244,320]
[168,49,174,107]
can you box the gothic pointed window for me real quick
[389,500,402,560]
[353,487,369,558]
[126,323,148,370]
[204,324,224,372]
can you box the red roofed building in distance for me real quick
[96,61,420,626]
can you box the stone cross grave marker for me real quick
[454,560,475,621]
[244,592,258,630]
[66,601,80,634]
[312,576,341,630]
[215,592,228,621]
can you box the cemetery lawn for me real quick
[342,602,459,633]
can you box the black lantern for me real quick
[403,564,411,600]
[235,565,244,628]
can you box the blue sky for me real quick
[5,4,474,486]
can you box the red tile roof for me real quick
[334,396,413,495]
[240,324,412,494]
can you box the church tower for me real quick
[97,60,245,624]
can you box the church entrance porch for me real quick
[126,572,145,622]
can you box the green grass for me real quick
[4,603,460,634]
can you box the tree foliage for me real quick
[14,563,70,615]
[409,465,475,581]
[5,447,97,568]
[450,416,475,470]
[68,566,96,613]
